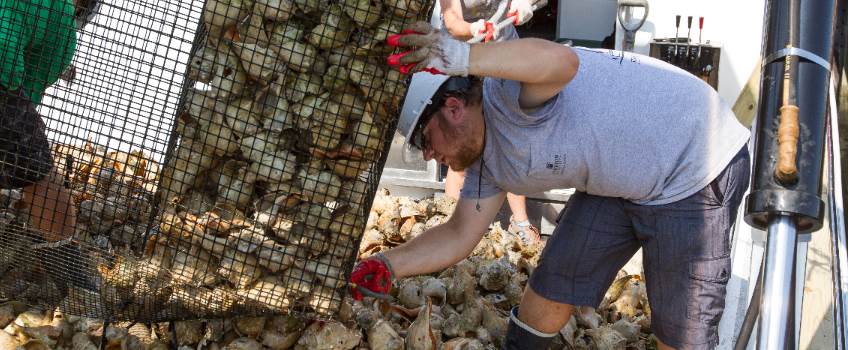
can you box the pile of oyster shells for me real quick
[349,189,658,350]
[1,188,658,349]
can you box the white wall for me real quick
[557,0,618,42]
[612,0,766,105]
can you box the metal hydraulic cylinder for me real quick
[745,0,837,233]
[758,215,798,349]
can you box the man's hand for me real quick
[349,253,394,301]
[508,0,534,25]
[386,22,471,76]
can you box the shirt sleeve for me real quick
[0,3,29,91]
[483,77,562,126]
[459,162,504,199]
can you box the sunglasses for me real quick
[409,111,436,151]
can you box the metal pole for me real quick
[793,233,811,349]
[758,215,797,350]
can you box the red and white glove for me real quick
[386,22,471,76]
[508,0,534,25]
[349,253,394,301]
[469,19,496,43]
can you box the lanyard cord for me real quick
[476,118,487,212]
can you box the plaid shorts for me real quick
[529,147,750,349]
[0,90,54,189]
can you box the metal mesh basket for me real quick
[0,0,431,322]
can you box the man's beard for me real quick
[448,141,482,171]
[438,112,482,171]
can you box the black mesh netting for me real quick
[0,0,431,322]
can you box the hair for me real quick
[444,76,483,107]
[421,76,484,119]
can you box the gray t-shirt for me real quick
[461,47,751,205]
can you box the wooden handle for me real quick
[775,105,799,184]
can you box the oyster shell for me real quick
[340,0,382,28]
[255,0,294,21]
[406,297,437,350]
[295,321,361,349]
[367,319,404,350]
[204,0,245,34]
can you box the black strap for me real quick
[476,118,487,212]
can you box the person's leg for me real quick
[444,167,465,200]
[632,148,750,350]
[1,90,74,242]
[22,169,76,242]
[0,91,89,298]
[506,193,528,222]
[23,170,92,297]
[506,192,640,349]
[502,286,572,350]
[506,193,541,245]
[516,285,574,332]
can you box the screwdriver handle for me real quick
[699,16,704,29]
[676,15,681,28]
[687,16,693,28]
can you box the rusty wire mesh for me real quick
[0,0,431,322]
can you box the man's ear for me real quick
[442,96,465,123]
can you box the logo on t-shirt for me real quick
[607,50,641,65]
[545,154,565,175]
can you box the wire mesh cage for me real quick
[0,0,431,323]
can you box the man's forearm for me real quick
[468,38,578,108]
[468,38,576,84]
[382,221,484,279]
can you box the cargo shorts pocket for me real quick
[687,255,731,325]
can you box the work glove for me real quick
[508,0,534,25]
[349,252,394,301]
[469,19,496,43]
[386,22,471,76]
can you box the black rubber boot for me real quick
[502,307,558,350]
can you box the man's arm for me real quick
[468,38,578,109]
[395,24,578,110]
[383,192,506,278]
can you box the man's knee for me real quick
[517,285,574,333]
[503,286,574,350]
[503,307,558,350]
